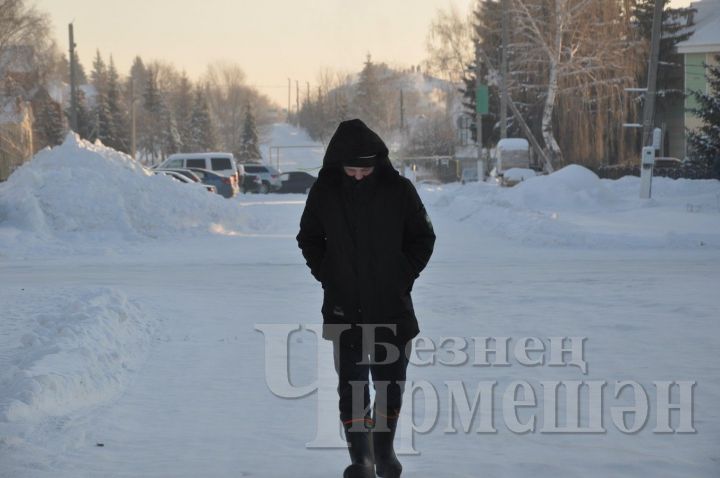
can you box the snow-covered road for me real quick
[2,195,719,477]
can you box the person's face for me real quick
[343,166,375,180]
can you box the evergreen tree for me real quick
[35,96,65,148]
[687,55,720,178]
[91,49,108,94]
[353,55,387,135]
[91,91,114,145]
[189,87,216,152]
[173,72,194,150]
[141,67,163,161]
[237,102,261,161]
[70,52,88,85]
[66,88,92,139]
[461,0,504,146]
[634,0,695,96]
[159,100,181,158]
[106,56,129,152]
[633,0,695,146]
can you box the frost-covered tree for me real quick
[106,56,129,152]
[189,87,216,152]
[159,101,181,158]
[353,55,390,136]
[140,67,163,161]
[91,91,113,145]
[65,87,92,139]
[687,55,720,177]
[424,4,474,83]
[462,0,642,166]
[90,49,107,94]
[34,94,64,148]
[237,102,261,161]
[171,72,194,150]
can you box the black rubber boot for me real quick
[342,420,375,478]
[373,414,402,478]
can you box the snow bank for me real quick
[507,164,620,211]
[0,288,154,424]
[0,133,249,256]
[428,164,720,249]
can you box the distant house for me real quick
[676,0,720,158]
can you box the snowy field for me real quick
[1,129,719,477]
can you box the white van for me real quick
[159,153,238,180]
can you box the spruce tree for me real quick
[159,101,181,158]
[461,0,504,145]
[36,96,65,148]
[91,49,108,94]
[189,87,216,152]
[353,55,385,134]
[174,73,194,150]
[92,91,114,146]
[238,102,261,162]
[66,88,92,139]
[106,56,129,152]
[141,68,163,161]
[687,55,720,177]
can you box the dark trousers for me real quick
[331,325,411,427]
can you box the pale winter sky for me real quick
[36,0,695,108]
[36,0,474,107]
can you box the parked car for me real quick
[153,170,217,193]
[242,164,282,193]
[654,157,684,168]
[278,171,317,193]
[156,168,202,183]
[187,167,239,198]
[158,153,239,189]
[241,173,263,193]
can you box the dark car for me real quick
[242,164,282,193]
[241,173,263,193]
[278,171,317,194]
[187,167,239,198]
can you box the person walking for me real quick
[297,119,435,478]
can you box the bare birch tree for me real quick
[507,0,641,166]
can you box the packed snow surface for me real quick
[1,124,719,477]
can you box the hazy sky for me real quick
[36,0,695,107]
[36,0,475,107]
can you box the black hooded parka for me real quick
[297,119,436,342]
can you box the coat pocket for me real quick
[398,254,416,294]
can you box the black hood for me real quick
[319,119,394,180]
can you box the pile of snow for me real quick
[0,288,154,424]
[0,133,250,256]
[427,164,720,249]
[506,164,619,211]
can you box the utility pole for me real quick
[287,78,291,122]
[306,81,310,105]
[130,79,137,159]
[641,0,664,147]
[500,0,509,139]
[475,51,485,180]
[295,80,299,122]
[68,23,78,132]
[400,89,405,130]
